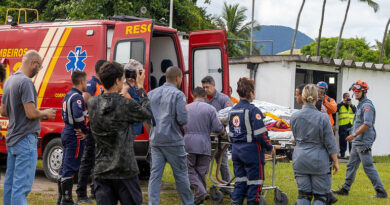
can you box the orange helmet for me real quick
[350,80,369,92]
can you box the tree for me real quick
[215,2,261,57]
[379,18,390,63]
[301,37,389,64]
[0,0,215,33]
[290,0,306,55]
[334,0,379,58]
[316,0,327,56]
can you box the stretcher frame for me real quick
[208,134,288,205]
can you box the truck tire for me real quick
[43,138,63,182]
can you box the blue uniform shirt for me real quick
[352,97,376,148]
[148,83,188,146]
[86,76,103,96]
[228,100,272,149]
[128,87,143,136]
[61,88,87,134]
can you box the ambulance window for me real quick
[114,39,145,65]
[193,48,222,91]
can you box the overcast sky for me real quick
[197,0,389,45]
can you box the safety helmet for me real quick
[316,81,328,91]
[350,80,369,92]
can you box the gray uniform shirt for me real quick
[205,90,233,111]
[352,97,376,148]
[184,100,224,155]
[291,104,337,175]
[2,72,40,146]
[148,83,188,146]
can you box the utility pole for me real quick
[169,0,173,28]
[250,0,255,55]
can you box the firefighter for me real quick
[76,59,106,203]
[58,71,88,205]
[201,76,233,194]
[333,80,388,198]
[228,78,273,205]
[316,81,337,126]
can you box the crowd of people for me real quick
[0,50,387,205]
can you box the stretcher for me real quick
[208,133,289,205]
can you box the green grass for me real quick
[2,159,390,204]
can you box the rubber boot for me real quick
[56,178,62,205]
[231,200,243,205]
[61,178,77,205]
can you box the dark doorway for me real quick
[294,69,338,109]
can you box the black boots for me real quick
[375,189,388,198]
[61,178,77,205]
[332,187,349,196]
[231,200,243,205]
[326,192,338,204]
[56,178,62,205]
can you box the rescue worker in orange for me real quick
[316,81,337,126]
[229,86,239,104]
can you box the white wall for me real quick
[254,62,296,108]
[229,64,250,99]
[341,67,390,155]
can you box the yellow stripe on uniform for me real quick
[37,27,72,108]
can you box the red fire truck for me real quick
[0,15,230,181]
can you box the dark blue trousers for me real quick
[231,142,265,203]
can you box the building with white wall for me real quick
[229,55,390,155]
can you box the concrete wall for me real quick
[229,64,250,99]
[229,61,390,155]
[254,62,296,108]
[340,67,390,155]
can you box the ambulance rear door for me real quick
[109,19,153,91]
[188,29,229,102]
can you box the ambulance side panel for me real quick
[0,26,49,153]
[37,25,106,155]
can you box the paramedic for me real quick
[58,71,88,205]
[228,77,273,205]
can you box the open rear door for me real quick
[188,29,229,102]
[109,19,153,148]
[110,19,153,91]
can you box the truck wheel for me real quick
[43,138,63,182]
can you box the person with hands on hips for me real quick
[58,71,88,205]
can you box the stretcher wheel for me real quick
[274,188,288,205]
[209,186,223,204]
